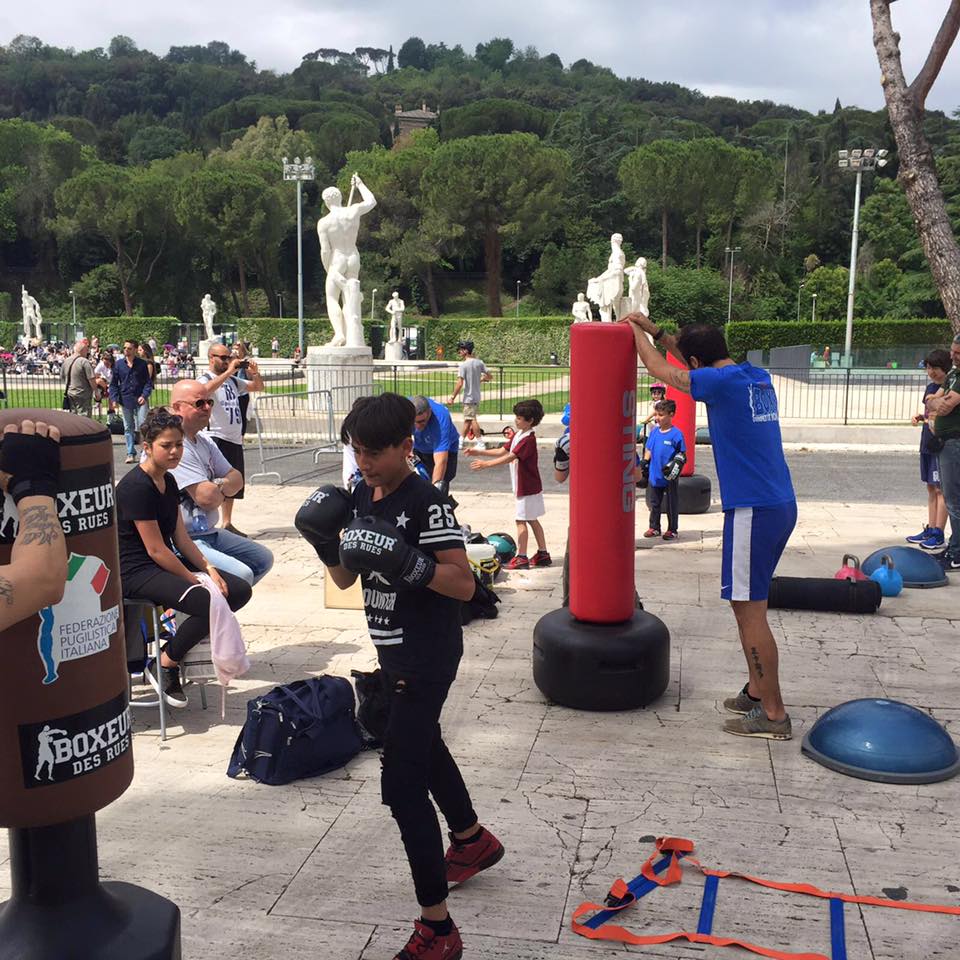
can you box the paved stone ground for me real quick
[6,452,959,959]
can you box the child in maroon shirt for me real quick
[466,399,550,569]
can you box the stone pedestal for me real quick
[198,337,222,360]
[306,346,374,413]
[384,340,404,362]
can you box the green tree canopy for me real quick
[421,132,570,315]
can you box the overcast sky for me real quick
[4,0,958,116]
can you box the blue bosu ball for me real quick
[802,698,960,784]
[861,545,947,588]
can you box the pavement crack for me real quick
[832,817,877,960]
[766,741,783,814]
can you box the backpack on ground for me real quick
[227,675,362,785]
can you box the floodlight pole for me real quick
[283,156,315,355]
[838,147,887,368]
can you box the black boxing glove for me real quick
[1,432,60,505]
[294,485,353,566]
[553,433,570,472]
[638,458,650,488]
[433,478,449,497]
[662,450,687,482]
[339,516,436,589]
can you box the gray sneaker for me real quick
[723,705,792,740]
[723,683,760,715]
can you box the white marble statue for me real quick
[385,291,405,343]
[625,256,650,314]
[21,285,42,340]
[200,294,217,341]
[317,172,377,348]
[571,292,592,324]
[586,233,626,322]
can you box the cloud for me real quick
[2,0,957,114]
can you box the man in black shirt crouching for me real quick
[295,392,504,960]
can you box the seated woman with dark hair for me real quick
[116,407,252,707]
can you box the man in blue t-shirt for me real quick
[625,314,796,743]
[412,395,460,494]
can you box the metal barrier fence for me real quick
[0,360,932,426]
[248,388,338,485]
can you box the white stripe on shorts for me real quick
[731,507,754,601]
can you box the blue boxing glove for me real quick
[339,516,436,589]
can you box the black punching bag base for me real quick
[533,608,670,711]
[645,474,712,514]
[0,882,181,960]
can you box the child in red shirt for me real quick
[466,399,550,569]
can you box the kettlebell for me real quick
[869,554,903,597]
[834,553,867,581]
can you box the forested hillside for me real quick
[0,33,957,324]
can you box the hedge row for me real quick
[235,316,576,363]
[80,318,181,348]
[725,319,954,361]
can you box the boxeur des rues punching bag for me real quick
[0,410,180,960]
[533,324,670,710]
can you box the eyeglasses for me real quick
[175,398,216,409]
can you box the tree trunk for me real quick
[116,240,133,317]
[871,0,960,331]
[424,263,440,319]
[661,207,668,269]
[237,258,250,316]
[484,224,503,317]
[695,211,703,270]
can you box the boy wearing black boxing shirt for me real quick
[295,393,503,960]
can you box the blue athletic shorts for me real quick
[920,452,941,486]
[720,501,798,602]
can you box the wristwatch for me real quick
[652,327,664,342]
[212,477,225,490]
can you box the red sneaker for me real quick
[662,531,679,541]
[394,920,463,960]
[643,528,661,538]
[530,549,552,567]
[505,555,529,570]
[445,826,505,885]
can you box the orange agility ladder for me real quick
[571,836,960,960]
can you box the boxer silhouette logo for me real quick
[19,691,131,788]
[749,382,779,423]
[36,552,119,685]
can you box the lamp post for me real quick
[838,147,888,367]
[516,280,521,319]
[371,288,377,321]
[796,282,804,321]
[277,293,283,320]
[811,292,818,322]
[725,246,740,322]
[282,155,315,355]
[69,288,76,325]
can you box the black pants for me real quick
[649,481,679,534]
[417,449,458,486]
[126,567,252,662]
[380,670,477,907]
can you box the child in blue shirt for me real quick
[643,399,686,540]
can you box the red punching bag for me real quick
[665,352,695,477]
[569,323,636,623]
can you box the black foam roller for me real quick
[767,576,881,613]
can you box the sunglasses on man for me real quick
[175,397,216,409]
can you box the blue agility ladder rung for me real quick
[582,853,684,930]
[697,874,720,935]
[830,898,847,960]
